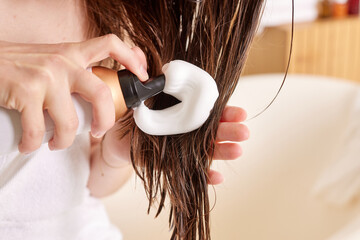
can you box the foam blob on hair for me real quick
[133,60,219,135]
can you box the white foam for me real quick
[133,60,219,135]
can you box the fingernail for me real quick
[139,65,149,80]
[48,140,55,151]
[20,149,31,155]
[18,143,30,155]
[92,131,105,139]
[244,130,250,140]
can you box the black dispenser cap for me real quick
[117,69,165,108]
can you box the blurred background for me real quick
[103,1,360,239]
[244,0,359,81]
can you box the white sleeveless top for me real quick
[0,133,122,240]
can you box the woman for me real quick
[0,0,261,239]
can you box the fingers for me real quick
[207,169,224,185]
[209,106,249,185]
[71,35,147,136]
[213,142,242,160]
[45,89,79,150]
[213,106,249,160]
[76,34,149,81]
[131,46,147,66]
[19,105,45,153]
[212,123,247,160]
[72,70,115,138]
[220,106,247,122]
[216,122,249,142]
[2,37,148,154]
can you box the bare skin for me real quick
[0,0,249,198]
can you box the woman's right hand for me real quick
[0,34,149,153]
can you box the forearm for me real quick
[87,133,134,198]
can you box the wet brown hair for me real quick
[86,0,265,239]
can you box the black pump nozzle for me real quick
[117,69,165,108]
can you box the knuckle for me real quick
[33,67,53,83]
[95,83,112,101]
[74,68,88,81]
[61,117,79,133]
[5,82,43,111]
[104,33,118,41]
[104,33,119,47]
[28,81,45,97]
[4,89,21,110]
[23,72,51,98]
[33,68,62,92]
[23,128,45,141]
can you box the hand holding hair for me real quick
[87,104,249,197]
[88,63,247,194]
[210,106,249,185]
[0,34,148,153]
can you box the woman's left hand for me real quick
[208,106,249,185]
[98,105,249,186]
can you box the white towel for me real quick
[312,88,360,240]
[0,133,122,240]
[313,88,360,206]
[326,214,360,240]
